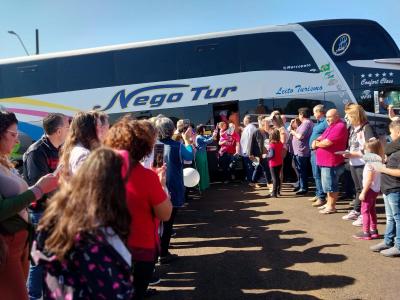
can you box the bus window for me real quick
[239,32,319,73]
[376,90,400,114]
[177,37,239,79]
[2,60,57,97]
[58,53,115,92]
[114,44,177,85]
[239,99,273,118]
[303,21,400,62]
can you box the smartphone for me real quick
[334,150,350,155]
[53,163,64,176]
[152,144,165,168]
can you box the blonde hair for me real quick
[344,104,368,126]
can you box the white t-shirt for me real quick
[69,144,91,175]
[362,163,381,193]
[349,125,366,166]
[240,124,257,157]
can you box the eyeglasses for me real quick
[6,129,19,138]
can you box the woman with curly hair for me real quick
[35,147,134,299]
[105,117,172,300]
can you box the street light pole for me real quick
[7,30,30,56]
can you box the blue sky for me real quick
[0,0,399,59]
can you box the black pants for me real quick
[350,165,364,213]
[160,207,178,257]
[270,165,282,196]
[133,260,155,300]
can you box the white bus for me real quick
[0,18,399,140]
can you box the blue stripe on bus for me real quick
[18,122,44,141]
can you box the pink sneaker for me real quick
[353,231,371,240]
[370,230,379,239]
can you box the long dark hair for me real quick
[59,111,100,178]
[0,111,18,168]
[38,147,130,260]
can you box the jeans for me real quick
[242,156,255,182]
[294,155,309,191]
[350,165,364,213]
[383,192,400,249]
[252,158,271,184]
[310,151,326,200]
[27,211,43,300]
[321,165,345,193]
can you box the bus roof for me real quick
[0,18,377,66]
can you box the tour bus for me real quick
[0,18,399,141]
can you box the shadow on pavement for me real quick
[153,182,355,299]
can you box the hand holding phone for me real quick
[152,144,165,168]
[53,164,64,176]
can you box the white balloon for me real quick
[183,168,200,187]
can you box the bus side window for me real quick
[177,37,239,79]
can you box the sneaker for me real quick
[380,246,400,257]
[342,210,360,221]
[308,196,319,202]
[148,268,161,286]
[370,230,379,239]
[317,204,328,210]
[292,186,300,192]
[292,181,299,188]
[159,252,179,264]
[352,215,363,227]
[312,199,326,207]
[353,231,371,240]
[370,241,391,252]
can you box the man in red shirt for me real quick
[312,109,349,214]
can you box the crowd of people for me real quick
[0,101,399,299]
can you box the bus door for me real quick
[207,101,240,182]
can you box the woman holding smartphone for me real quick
[105,118,172,300]
[0,111,58,300]
[342,104,376,225]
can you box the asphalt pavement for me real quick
[152,182,400,300]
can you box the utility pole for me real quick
[36,29,39,55]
